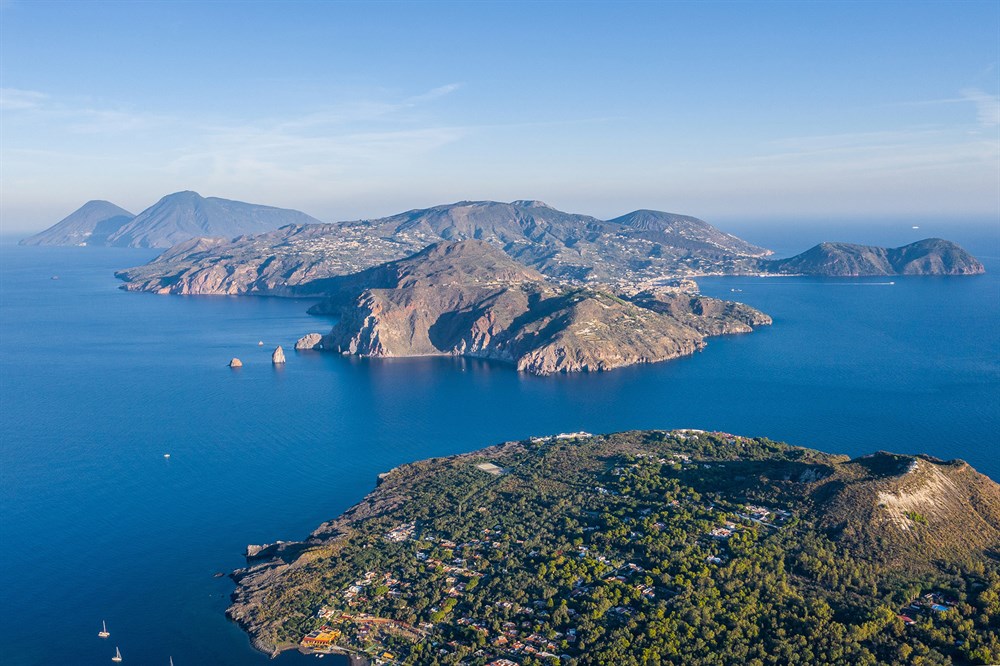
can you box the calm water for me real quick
[1,223,998,665]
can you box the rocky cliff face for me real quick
[311,240,770,375]
[763,238,985,276]
[294,333,323,350]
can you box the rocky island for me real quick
[21,190,322,248]
[113,200,984,297]
[764,238,985,276]
[227,429,1000,665]
[304,240,770,375]
[114,200,774,295]
[19,200,135,247]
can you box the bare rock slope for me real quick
[309,240,770,375]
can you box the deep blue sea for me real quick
[1,221,997,666]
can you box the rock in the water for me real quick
[294,333,323,350]
[229,358,243,368]
[271,346,286,364]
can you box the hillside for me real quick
[19,200,134,246]
[764,238,985,276]
[227,429,1000,664]
[105,190,323,248]
[115,200,773,294]
[303,240,771,375]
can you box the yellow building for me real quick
[302,627,341,647]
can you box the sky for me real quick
[1,0,999,232]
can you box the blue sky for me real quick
[2,0,998,231]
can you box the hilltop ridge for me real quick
[115,199,773,295]
[765,238,985,276]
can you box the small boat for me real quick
[98,620,110,638]
[112,646,123,662]
[258,341,264,346]
[163,454,171,459]
[912,225,920,229]
[50,275,60,280]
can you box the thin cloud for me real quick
[893,88,1000,127]
[0,88,47,110]
[406,83,463,104]
[960,88,1000,127]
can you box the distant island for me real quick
[228,429,1000,665]
[19,190,321,248]
[763,238,985,276]
[111,199,983,297]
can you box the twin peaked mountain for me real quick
[20,191,321,248]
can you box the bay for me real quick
[0,222,997,665]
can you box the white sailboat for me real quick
[112,646,122,662]
[98,620,110,638]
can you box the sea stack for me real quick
[294,333,323,350]
[271,346,286,364]
[229,358,243,368]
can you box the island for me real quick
[764,238,985,276]
[305,240,771,375]
[112,200,984,297]
[20,190,321,248]
[113,200,775,295]
[228,429,1000,665]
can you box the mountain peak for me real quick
[20,200,135,246]
[104,193,322,248]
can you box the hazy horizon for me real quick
[2,1,998,232]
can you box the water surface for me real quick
[1,224,997,665]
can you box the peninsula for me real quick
[306,240,771,375]
[228,429,1000,665]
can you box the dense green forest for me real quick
[229,431,1000,665]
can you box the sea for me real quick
[1,220,997,666]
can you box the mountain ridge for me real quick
[115,199,774,295]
